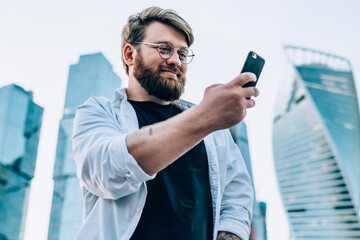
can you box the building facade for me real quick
[230,122,267,240]
[273,46,360,239]
[0,84,43,240]
[47,53,122,239]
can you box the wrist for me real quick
[190,103,219,133]
[179,104,215,136]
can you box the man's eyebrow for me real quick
[153,40,167,43]
[154,41,188,48]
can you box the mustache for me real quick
[158,65,182,75]
[158,65,184,78]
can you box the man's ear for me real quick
[123,43,135,67]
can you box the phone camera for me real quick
[252,52,257,59]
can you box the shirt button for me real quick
[136,207,141,213]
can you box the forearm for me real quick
[127,73,259,176]
[217,231,242,240]
[126,104,212,175]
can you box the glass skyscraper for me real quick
[48,53,122,240]
[0,84,43,240]
[230,122,267,240]
[273,46,360,239]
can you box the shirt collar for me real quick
[113,88,195,110]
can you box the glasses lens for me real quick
[156,42,194,64]
[180,48,194,64]
[178,49,188,63]
[158,43,172,59]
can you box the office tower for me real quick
[48,53,122,240]
[230,122,267,240]
[0,84,43,240]
[273,46,360,239]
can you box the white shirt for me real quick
[72,88,254,240]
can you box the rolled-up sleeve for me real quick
[72,97,155,200]
[218,131,254,240]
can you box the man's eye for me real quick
[178,50,188,60]
[158,45,171,54]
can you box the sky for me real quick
[1,0,360,239]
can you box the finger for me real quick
[242,86,259,98]
[228,72,257,87]
[245,98,256,109]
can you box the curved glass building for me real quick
[273,46,360,239]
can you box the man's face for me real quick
[132,22,188,101]
[133,49,186,101]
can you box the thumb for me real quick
[229,72,256,87]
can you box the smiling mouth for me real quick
[161,70,177,76]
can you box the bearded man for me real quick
[72,6,258,240]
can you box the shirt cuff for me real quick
[109,134,156,184]
[218,218,250,240]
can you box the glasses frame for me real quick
[135,41,195,64]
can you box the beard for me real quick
[132,52,186,101]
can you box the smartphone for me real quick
[241,51,265,88]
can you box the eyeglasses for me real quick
[135,42,195,64]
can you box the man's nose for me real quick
[166,51,182,67]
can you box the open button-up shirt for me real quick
[72,88,254,240]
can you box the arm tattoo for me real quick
[217,232,240,240]
[148,127,153,136]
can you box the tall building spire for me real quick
[48,53,122,240]
[0,84,43,240]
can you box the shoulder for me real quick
[79,96,112,109]
[77,88,126,111]
[75,96,118,122]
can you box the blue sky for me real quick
[1,1,359,239]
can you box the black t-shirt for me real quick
[129,100,213,240]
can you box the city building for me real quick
[48,53,122,239]
[0,84,43,240]
[273,46,360,239]
[230,122,267,240]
